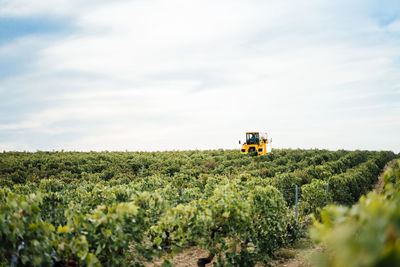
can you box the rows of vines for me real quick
[311,158,400,266]
[0,149,397,266]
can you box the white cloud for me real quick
[0,0,399,152]
[0,0,114,17]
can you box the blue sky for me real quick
[0,0,399,152]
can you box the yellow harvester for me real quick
[239,132,271,156]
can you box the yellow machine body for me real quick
[240,132,270,156]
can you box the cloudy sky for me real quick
[0,0,399,152]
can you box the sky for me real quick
[0,0,399,152]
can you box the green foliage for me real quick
[248,185,298,258]
[55,202,148,266]
[0,149,359,188]
[328,152,396,205]
[310,158,400,267]
[384,159,400,192]
[271,173,301,206]
[151,182,298,265]
[299,179,329,218]
[0,193,55,266]
[0,149,394,266]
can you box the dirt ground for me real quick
[143,238,319,267]
[143,246,215,267]
[268,237,321,267]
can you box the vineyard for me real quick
[0,149,398,266]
